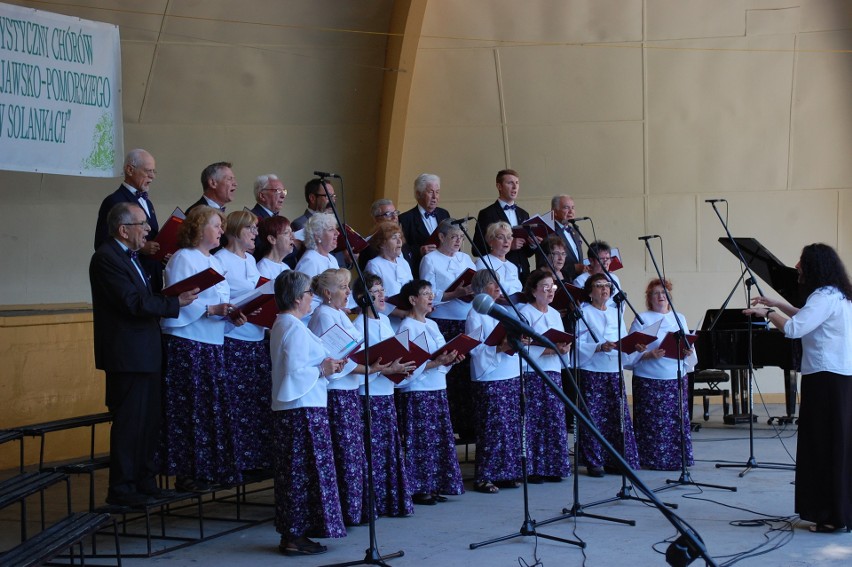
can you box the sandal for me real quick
[279,536,328,556]
[809,523,848,533]
[474,481,499,494]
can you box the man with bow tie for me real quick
[547,194,584,281]
[398,173,450,278]
[90,202,198,507]
[94,149,165,290]
[474,168,535,284]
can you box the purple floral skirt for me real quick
[223,337,272,471]
[273,407,346,540]
[472,378,523,483]
[522,371,572,478]
[161,335,241,485]
[395,389,464,496]
[577,370,640,470]
[632,375,693,470]
[361,394,413,517]
[327,389,369,525]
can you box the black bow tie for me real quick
[424,210,436,219]
[136,191,148,201]
[503,204,516,211]
[126,249,139,260]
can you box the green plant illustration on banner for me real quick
[82,113,115,171]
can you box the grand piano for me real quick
[694,238,802,425]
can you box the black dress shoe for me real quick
[603,465,621,475]
[412,493,436,505]
[139,486,176,499]
[587,466,605,478]
[527,475,545,484]
[432,494,448,503]
[106,491,153,507]
[175,477,213,493]
[279,536,328,555]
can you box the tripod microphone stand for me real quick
[316,175,403,567]
[637,236,736,494]
[458,221,584,552]
[706,201,795,478]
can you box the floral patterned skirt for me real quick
[577,370,640,470]
[161,335,241,485]
[327,389,369,525]
[361,394,413,517]
[395,389,464,496]
[223,337,272,471]
[632,375,693,470]
[273,407,346,540]
[472,378,523,483]
[522,371,572,478]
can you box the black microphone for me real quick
[566,217,590,224]
[704,198,726,203]
[472,294,555,347]
[313,170,341,179]
[450,216,475,226]
[638,235,660,240]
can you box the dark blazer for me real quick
[95,185,163,291]
[89,239,180,373]
[536,222,584,282]
[250,203,273,219]
[398,205,450,278]
[474,200,534,283]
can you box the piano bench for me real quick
[691,370,730,421]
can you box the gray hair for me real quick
[371,198,394,217]
[413,173,440,197]
[304,213,338,250]
[107,202,142,237]
[253,174,280,200]
[551,194,572,209]
[275,270,311,311]
[485,220,512,242]
[471,269,497,295]
[124,148,150,168]
[437,218,462,238]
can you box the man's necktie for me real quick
[136,191,148,201]
[424,210,436,219]
[503,204,516,211]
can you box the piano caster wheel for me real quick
[767,418,774,425]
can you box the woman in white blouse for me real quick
[254,215,294,280]
[465,270,523,493]
[575,272,640,477]
[396,279,465,506]
[352,272,416,517]
[270,270,346,555]
[214,211,272,474]
[420,219,477,442]
[628,279,696,471]
[160,206,246,492]
[518,269,573,483]
[474,221,522,298]
[365,222,413,327]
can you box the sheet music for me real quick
[320,324,364,359]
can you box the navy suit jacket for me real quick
[89,239,179,373]
[94,185,163,290]
[398,205,450,278]
[474,200,534,283]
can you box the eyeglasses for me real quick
[537,284,557,291]
[245,225,259,234]
[418,291,435,298]
[123,221,150,228]
[375,210,400,219]
[313,192,336,200]
[133,166,157,176]
[549,252,567,258]
[597,256,612,263]
[301,289,314,296]
[593,282,612,289]
[264,188,287,196]
[369,287,385,295]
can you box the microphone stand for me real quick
[706,202,795,477]
[458,222,583,552]
[317,175,403,567]
[521,229,635,529]
[496,326,717,567]
[638,238,736,494]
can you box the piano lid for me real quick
[718,237,802,308]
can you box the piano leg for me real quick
[723,369,757,425]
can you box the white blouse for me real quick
[475,255,522,296]
[256,257,290,280]
[421,250,476,321]
[627,310,697,380]
[353,313,397,396]
[270,313,330,410]
[518,303,571,373]
[465,308,521,382]
[308,304,361,390]
[576,302,632,372]
[784,286,852,375]
[215,248,264,342]
[396,317,449,392]
[161,247,230,345]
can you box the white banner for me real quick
[0,2,123,177]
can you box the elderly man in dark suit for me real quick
[546,194,584,281]
[398,173,450,278]
[474,168,535,284]
[94,148,164,290]
[186,161,238,214]
[250,174,287,220]
[90,202,198,507]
